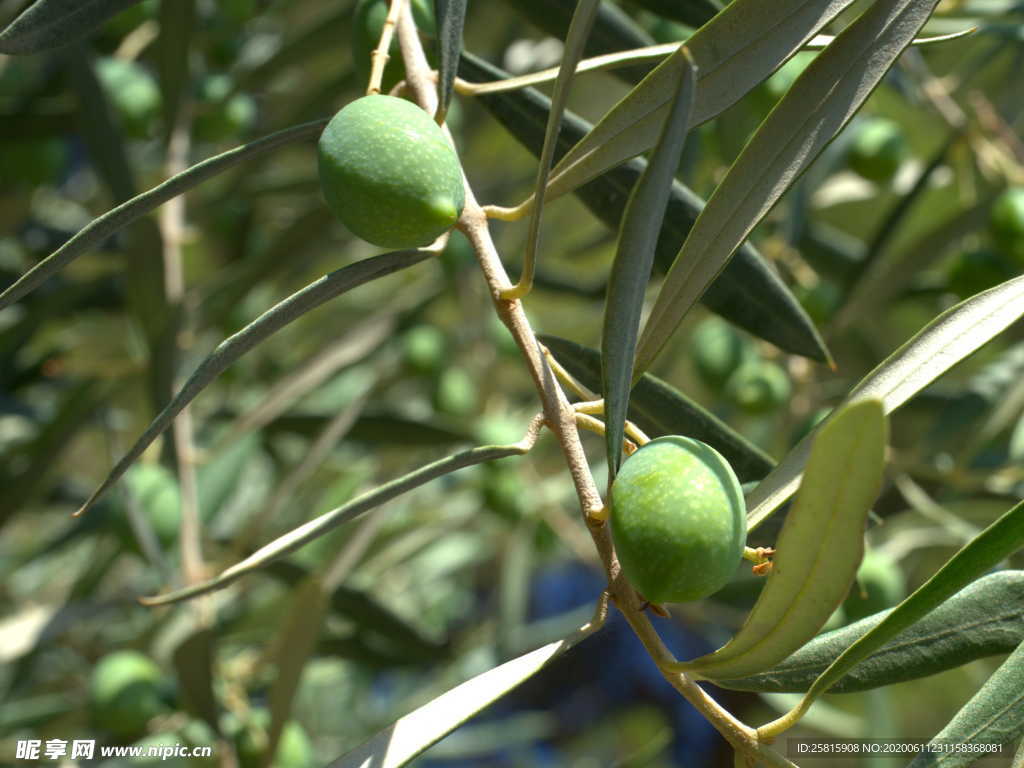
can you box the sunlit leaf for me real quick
[681,400,887,681]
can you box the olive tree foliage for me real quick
[1,0,1024,766]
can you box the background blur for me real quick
[2,0,1023,765]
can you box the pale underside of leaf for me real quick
[781,499,1024,731]
[680,399,887,681]
[746,275,1024,532]
[634,0,945,380]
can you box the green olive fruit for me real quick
[610,436,746,603]
[90,650,169,737]
[352,0,436,94]
[946,248,1016,299]
[482,465,526,520]
[318,95,464,248]
[125,463,182,546]
[195,75,257,142]
[96,57,161,138]
[796,279,842,325]
[402,325,446,374]
[843,549,905,622]
[989,186,1024,263]
[724,360,791,414]
[433,366,477,416]
[234,710,313,768]
[690,316,751,389]
[846,117,906,183]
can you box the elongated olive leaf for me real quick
[746,275,1024,532]
[715,571,1024,693]
[680,400,887,681]
[516,0,600,298]
[548,0,859,193]
[156,0,196,136]
[0,120,326,311]
[603,48,695,478]
[434,0,467,122]
[73,249,432,521]
[460,53,828,362]
[539,335,774,481]
[767,499,1024,733]
[634,0,944,378]
[139,427,542,606]
[171,628,219,731]
[465,31,973,99]
[0,0,144,54]
[631,0,722,28]
[907,641,1024,767]
[326,600,607,768]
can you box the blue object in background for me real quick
[419,560,730,767]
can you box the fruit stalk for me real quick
[367,0,405,94]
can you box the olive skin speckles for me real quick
[610,436,747,603]
[317,95,464,249]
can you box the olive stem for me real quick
[398,17,793,768]
[367,0,405,95]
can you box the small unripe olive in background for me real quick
[690,316,752,389]
[317,95,464,248]
[846,116,907,184]
[352,0,436,94]
[233,709,313,768]
[402,325,446,375]
[96,57,161,138]
[724,360,792,414]
[433,366,477,416]
[610,436,746,603]
[843,549,905,622]
[194,75,257,142]
[89,650,170,737]
[989,186,1024,264]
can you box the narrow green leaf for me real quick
[778,499,1024,728]
[682,400,887,681]
[156,0,196,137]
[746,275,1024,532]
[517,0,600,298]
[634,0,944,377]
[0,119,326,311]
[267,575,330,764]
[907,640,1024,766]
[602,48,696,478]
[630,0,721,28]
[140,429,542,606]
[460,53,829,362]
[326,602,607,768]
[171,628,219,732]
[434,0,468,122]
[540,335,775,481]
[0,0,144,54]
[715,571,1024,693]
[73,249,432,520]
[549,0,859,193]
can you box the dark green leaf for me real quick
[539,335,774,481]
[634,0,944,376]
[630,0,722,28]
[434,0,467,121]
[602,48,695,477]
[74,249,433,519]
[459,52,828,363]
[171,628,219,731]
[156,0,196,136]
[0,0,144,54]
[716,571,1024,693]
